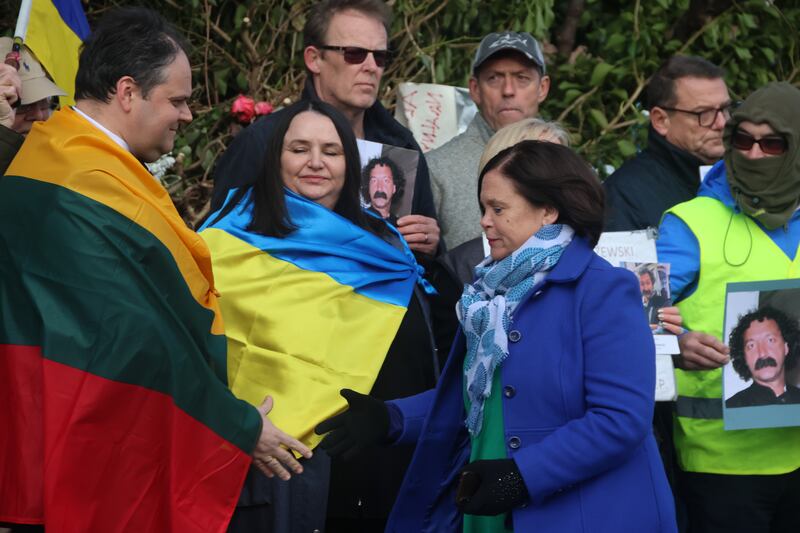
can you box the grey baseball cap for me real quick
[472,31,546,75]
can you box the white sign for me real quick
[594,229,658,266]
[654,334,680,355]
[394,83,477,153]
[656,354,677,402]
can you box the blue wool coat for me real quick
[386,237,677,533]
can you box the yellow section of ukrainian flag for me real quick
[203,227,407,450]
[26,0,85,106]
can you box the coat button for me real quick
[508,330,522,342]
[508,436,521,449]
[503,385,516,398]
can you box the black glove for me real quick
[314,388,389,460]
[455,459,529,516]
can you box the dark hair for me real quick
[303,0,392,49]
[213,99,385,238]
[75,7,189,102]
[729,306,800,380]
[478,140,605,246]
[361,156,405,206]
[638,268,655,285]
[646,55,725,110]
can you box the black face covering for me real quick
[724,82,800,230]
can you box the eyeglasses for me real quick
[659,101,740,127]
[731,128,788,155]
[17,99,53,115]
[317,45,390,68]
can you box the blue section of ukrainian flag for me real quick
[26,0,89,106]
[201,190,418,449]
[203,189,418,308]
[51,0,90,39]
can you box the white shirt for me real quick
[72,105,130,152]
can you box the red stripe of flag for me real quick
[0,344,44,524]
[1,345,251,531]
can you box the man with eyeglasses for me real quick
[210,0,440,258]
[656,81,800,533]
[426,31,550,249]
[605,55,732,231]
[0,37,66,173]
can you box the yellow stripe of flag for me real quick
[25,0,85,106]
[7,108,225,335]
[202,227,408,450]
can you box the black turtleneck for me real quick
[603,126,707,231]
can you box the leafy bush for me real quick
[4,0,797,225]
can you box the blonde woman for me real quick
[442,118,571,286]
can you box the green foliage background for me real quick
[4,0,799,224]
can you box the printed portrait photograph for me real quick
[357,139,419,224]
[722,280,800,430]
[623,262,672,328]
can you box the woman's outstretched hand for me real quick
[314,388,389,460]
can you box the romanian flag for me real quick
[201,191,418,450]
[0,108,260,531]
[25,0,90,106]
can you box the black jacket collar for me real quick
[646,126,706,190]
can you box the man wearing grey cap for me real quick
[426,31,550,249]
[0,37,67,173]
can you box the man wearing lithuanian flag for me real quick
[0,7,309,532]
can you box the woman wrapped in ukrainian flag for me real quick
[200,99,438,532]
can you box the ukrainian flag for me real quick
[25,0,90,106]
[201,191,419,449]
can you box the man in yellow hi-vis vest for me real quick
[656,81,800,532]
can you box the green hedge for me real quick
[4,0,797,225]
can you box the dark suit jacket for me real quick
[726,382,800,408]
[644,293,670,324]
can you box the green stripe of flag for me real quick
[0,176,260,452]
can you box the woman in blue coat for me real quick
[317,141,677,532]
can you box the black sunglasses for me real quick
[318,45,390,68]
[731,128,788,156]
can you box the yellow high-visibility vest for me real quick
[667,195,800,474]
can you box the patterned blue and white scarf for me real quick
[458,224,574,436]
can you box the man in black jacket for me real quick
[603,57,733,533]
[604,56,733,231]
[210,0,440,258]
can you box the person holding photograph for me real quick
[201,99,439,532]
[657,81,800,532]
[211,0,441,258]
[317,141,677,532]
[726,306,800,408]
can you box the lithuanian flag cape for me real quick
[0,108,261,531]
[201,191,417,450]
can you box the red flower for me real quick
[254,101,274,116]
[231,94,255,124]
